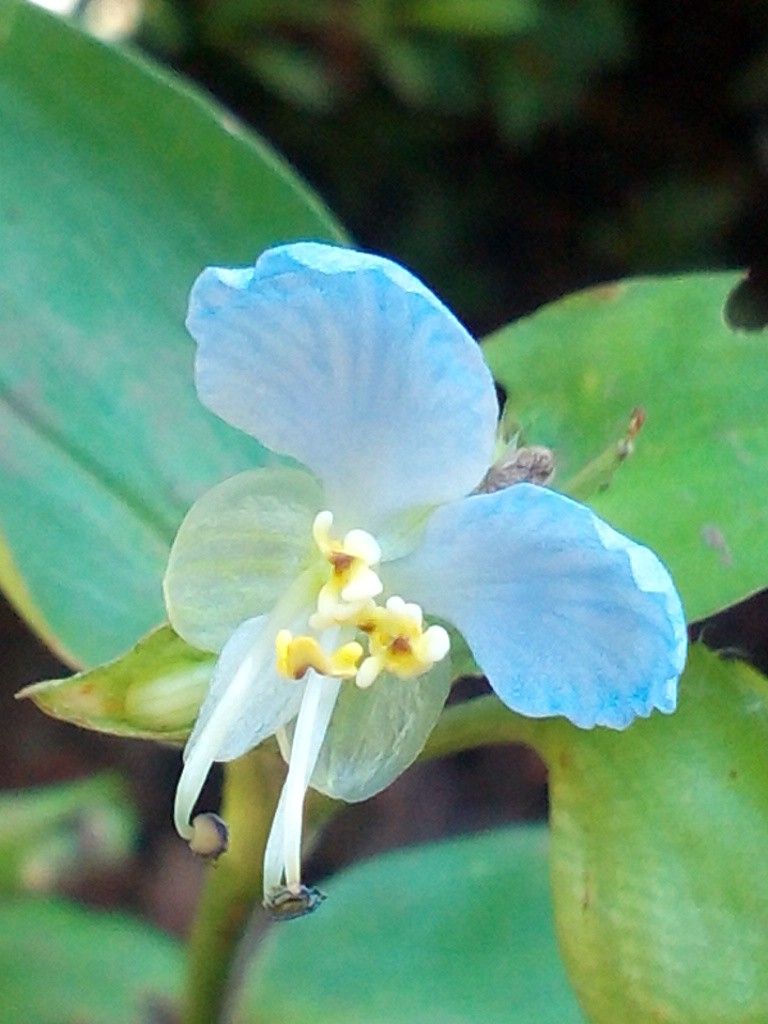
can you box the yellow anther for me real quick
[354,596,450,688]
[310,511,383,628]
[275,629,363,681]
[279,517,449,694]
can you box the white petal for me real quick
[281,658,452,802]
[175,615,305,839]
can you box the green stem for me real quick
[561,406,644,502]
[420,694,553,764]
[181,744,284,1024]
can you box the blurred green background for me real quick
[34,0,768,329]
[139,0,768,328]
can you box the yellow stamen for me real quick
[354,596,450,687]
[275,629,363,681]
[309,511,383,628]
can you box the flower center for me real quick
[275,511,450,689]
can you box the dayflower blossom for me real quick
[164,242,687,915]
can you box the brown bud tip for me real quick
[264,884,326,921]
[479,444,555,493]
[189,813,229,860]
[628,407,646,438]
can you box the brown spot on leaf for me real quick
[587,282,625,302]
[701,524,733,567]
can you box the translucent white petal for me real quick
[186,243,498,530]
[387,484,687,730]
[164,466,322,652]
[187,615,305,763]
[174,615,305,838]
[280,657,452,802]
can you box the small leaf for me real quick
[246,826,585,1024]
[0,775,136,895]
[483,273,768,620]
[0,896,182,1024]
[547,645,768,1023]
[17,626,212,743]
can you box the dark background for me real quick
[4,0,768,936]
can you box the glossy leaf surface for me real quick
[249,826,585,1024]
[0,0,343,666]
[483,273,768,619]
[547,645,768,1023]
[0,897,182,1024]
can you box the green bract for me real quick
[18,627,213,743]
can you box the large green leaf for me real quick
[547,646,768,1023]
[0,897,182,1024]
[0,0,344,668]
[483,274,768,620]
[247,826,585,1024]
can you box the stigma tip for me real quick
[188,812,229,860]
[263,884,326,921]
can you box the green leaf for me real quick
[547,645,768,1023]
[375,37,480,113]
[401,0,538,37]
[0,775,136,895]
[0,0,345,668]
[17,625,213,743]
[0,896,182,1024]
[247,826,585,1024]
[483,273,768,620]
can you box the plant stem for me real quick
[181,744,284,1024]
[420,694,553,763]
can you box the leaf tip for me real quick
[723,267,768,333]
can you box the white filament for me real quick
[263,671,341,896]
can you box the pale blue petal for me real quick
[386,485,687,729]
[278,657,452,802]
[187,243,498,530]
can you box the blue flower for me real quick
[164,242,686,913]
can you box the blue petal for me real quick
[187,243,498,530]
[386,484,687,729]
